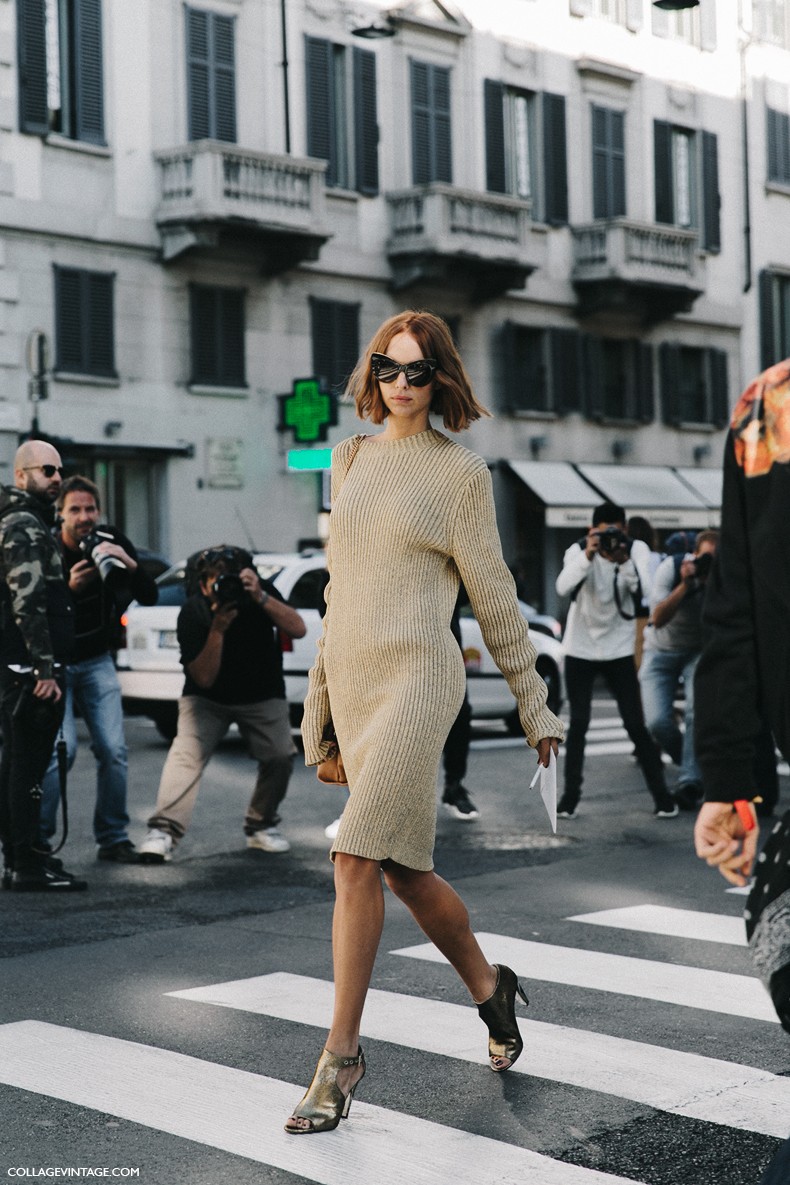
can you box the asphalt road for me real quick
[1,703,787,1185]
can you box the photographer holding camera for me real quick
[38,475,158,863]
[556,501,675,819]
[639,531,719,812]
[138,545,306,861]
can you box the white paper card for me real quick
[529,750,557,833]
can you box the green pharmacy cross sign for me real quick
[277,377,338,443]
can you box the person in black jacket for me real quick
[693,358,790,884]
[693,357,790,1185]
[0,440,83,891]
[38,475,158,863]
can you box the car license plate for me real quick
[159,630,179,649]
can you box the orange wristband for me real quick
[733,800,756,831]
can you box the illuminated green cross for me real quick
[277,378,337,443]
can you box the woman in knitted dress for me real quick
[285,311,564,1134]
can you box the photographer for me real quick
[640,531,719,812]
[138,545,306,862]
[556,501,675,819]
[38,475,158,863]
[0,442,84,891]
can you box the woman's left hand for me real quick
[536,736,560,768]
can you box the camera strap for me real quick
[612,566,643,622]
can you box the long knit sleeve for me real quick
[451,467,564,748]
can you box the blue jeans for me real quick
[639,648,701,788]
[39,653,130,848]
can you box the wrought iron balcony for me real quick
[154,141,330,272]
[571,220,704,324]
[386,185,539,301]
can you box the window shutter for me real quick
[311,299,359,392]
[306,38,334,182]
[353,48,379,196]
[635,343,655,424]
[73,0,105,144]
[334,302,360,393]
[592,107,625,220]
[432,65,452,183]
[212,14,237,143]
[186,8,211,140]
[218,288,245,385]
[653,120,674,224]
[626,0,643,33]
[411,60,431,184]
[659,342,682,426]
[411,61,451,184]
[499,322,518,411]
[55,268,84,372]
[542,92,568,225]
[583,337,605,421]
[708,348,729,428]
[17,0,48,135]
[86,272,115,377]
[190,286,216,384]
[699,0,717,52]
[484,80,506,194]
[701,130,720,251]
[551,329,583,414]
[767,107,790,184]
[759,269,777,371]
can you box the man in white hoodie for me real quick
[555,501,676,820]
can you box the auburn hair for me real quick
[346,311,491,432]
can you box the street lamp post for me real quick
[653,1,699,10]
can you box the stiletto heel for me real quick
[284,1047,366,1134]
[476,964,529,1072]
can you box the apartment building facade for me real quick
[2,0,790,612]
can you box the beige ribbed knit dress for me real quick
[302,427,564,871]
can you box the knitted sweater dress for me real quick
[302,428,564,871]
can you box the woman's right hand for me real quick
[535,736,560,767]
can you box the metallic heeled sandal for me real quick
[284,1046,366,1135]
[476,964,529,1072]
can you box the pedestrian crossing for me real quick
[0,903,784,1183]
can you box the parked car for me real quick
[116,551,564,739]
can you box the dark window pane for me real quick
[54,266,115,378]
[677,346,707,422]
[17,0,49,134]
[190,285,245,387]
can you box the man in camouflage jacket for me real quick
[0,439,84,891]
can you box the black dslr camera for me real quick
[596,527,631,557]
[212,571,245,608]
[691,551,713,582]
[79,528,125,582]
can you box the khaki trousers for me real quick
[148,695,295,842]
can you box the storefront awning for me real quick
[576,463,713,529]
[506,461,601,528]
[507,460,721,530]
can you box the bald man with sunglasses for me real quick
[0,440,85,891]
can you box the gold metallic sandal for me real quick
[476,964,529,1072]
[284,1047,366,1134]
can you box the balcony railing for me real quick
[154,141,329,265]
[386,184,539,299]
[571,220,704,322]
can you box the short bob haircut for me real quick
[347,311,491,433]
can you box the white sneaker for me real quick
[138,828,173,863]
[324,817,342,840]
[247,827,290,853]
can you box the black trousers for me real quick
[443,693,471,785]
[564,654,666,805]
[0,670,64,871]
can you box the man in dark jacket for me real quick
[0,440,83,891]
[39,475,158,862]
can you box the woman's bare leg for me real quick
[327,852,385,1054]
[382,862,497,1003]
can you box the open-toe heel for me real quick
[284,1047,366,1134]
[477,964,529,1072]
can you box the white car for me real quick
[116,551,563,739]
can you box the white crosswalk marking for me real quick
[169,971,790,1138]
[568,905,748,947]
[0,1020,644,1185]
[392,934,777,1023]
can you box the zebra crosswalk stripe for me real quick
[0,1019,644,1185]
[169,970,790,1138]
[392,933,777,1023]
[568,905,748,946]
